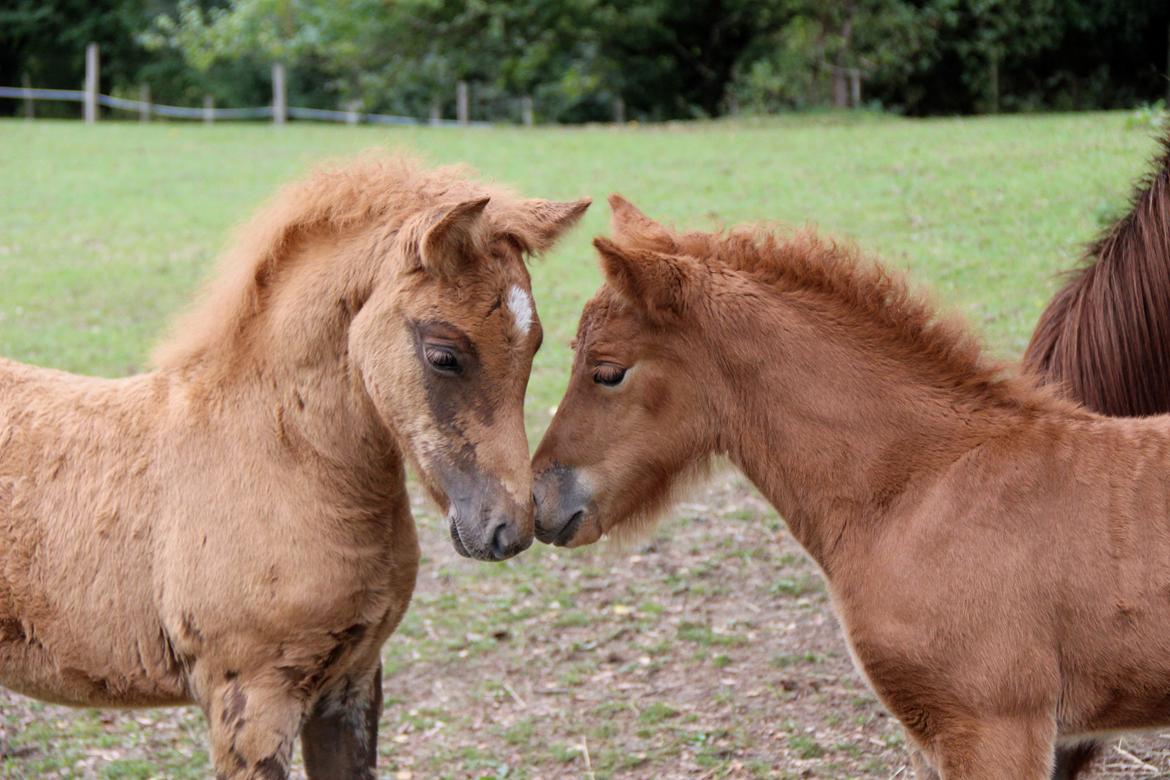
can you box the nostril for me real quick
[490,522,510,560]
[553,509,586,547]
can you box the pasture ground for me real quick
[1,114,1168,778]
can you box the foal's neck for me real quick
[175,241,403,493]
[717,290,1036,572]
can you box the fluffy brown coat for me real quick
[534,197,1170,779]
[0,154,587,779]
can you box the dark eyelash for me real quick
[425,346,459,372]
[593,365,626,386]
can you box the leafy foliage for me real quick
[1,0,1167,120]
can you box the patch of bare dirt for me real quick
[3,473,1170,778]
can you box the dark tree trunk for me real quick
[833,7,855,108]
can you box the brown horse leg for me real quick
[203,672,305,780]
[301,663,383,780]
[1051,740,1100,780]
[934,716,1055,780]
[908,737,1083,780]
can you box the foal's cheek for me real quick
[545,381,598,457]
[641,374,671,416]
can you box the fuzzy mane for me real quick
[152,152,530,370]
[1023,128,1170,417]
[626,222,1070,412]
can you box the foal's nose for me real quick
[473,489,535,561]
[489,519,533,560]
[533,465,592,546]
[446,478,535,561]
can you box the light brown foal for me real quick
[0,155,588,779]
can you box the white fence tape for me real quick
[0,86,486,126]
[0,87,86,101]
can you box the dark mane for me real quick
[1023,128,1170,416]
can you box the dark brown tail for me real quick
[1023,128,1170,417]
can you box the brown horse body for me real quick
[0,155,587,779]
[534,200,1170,778]
[1023,126,1170,778]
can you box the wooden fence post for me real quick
[832,65,849,107]
[84,42,99,123]
[849,68,861,107]
[456,81,469,125]
[521,95,534,127]
[203,95,214,124]
[612,96,625,124]
[429,98,441,125]
[21,73,33,119]
[139,84,151,122]
[272,62,287,125]
[987,49,1000,114]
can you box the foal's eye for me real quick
[593,364,627,387]
[425,346,460,373]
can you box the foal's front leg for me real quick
[930,716,1055,780]
[204,671,306,780]
[301,663,384,780]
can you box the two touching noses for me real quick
[530,435,594,551]
[462,424,591,561]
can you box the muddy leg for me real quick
[934,717,1055,780]
[205,672,305,780]
[302,663,383,780]
[1051,740,1100,780]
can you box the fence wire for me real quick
[0,86,486,127]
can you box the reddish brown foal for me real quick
[534,197,1170,779]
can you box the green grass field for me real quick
[0,114,1165,779]
[0,113,1157,432]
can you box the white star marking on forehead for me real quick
[507,285,534,337]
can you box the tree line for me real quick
[2,0,1167,122]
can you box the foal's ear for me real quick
[594,236,701,321]
[505,197,592,255]
[418,197,491,277]
[608,194,675,250]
